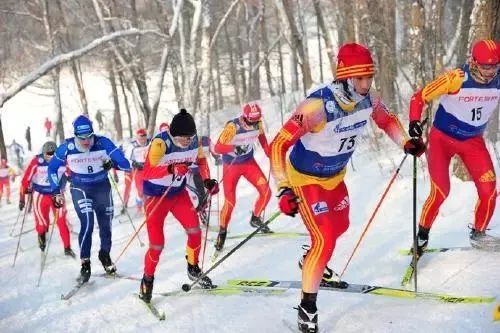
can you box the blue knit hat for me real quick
[73,115,94,138]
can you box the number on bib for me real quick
[338,135,357,152]
[471,107,482,121]
[88,166,94,173]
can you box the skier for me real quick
[44,117,52,137]
[0,158,16,205]
[408,39,499,252]
[25,126,32,152]
[270,43,425,332]
[19,141,75,257]
[158,122,170,133]
[213,103,272,251]
[139,109,219,303]
[122,128,150,214]
[48,115,130,282]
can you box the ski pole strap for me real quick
[185,211,281,291]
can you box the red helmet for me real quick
[242,103,262,122]
[471,40,499,65]
[136,128,147,137]
[159,122,169,132]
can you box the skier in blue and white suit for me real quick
[48,115,131,283]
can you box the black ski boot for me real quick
[139,275,154,303]
[38,232,46,252]
[64,247,76,258]
[470,228,500,251]
[98,249,117,274]
[214,228,227,251]
[299,245,348,288]
[296,304,318,333]
[411,226,429,257]
[79,259,91,283]
[249,214,272,233]
[187,262,215,289]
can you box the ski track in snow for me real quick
[0,89,499,332]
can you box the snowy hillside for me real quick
[0,86,499,333]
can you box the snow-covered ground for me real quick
[1,82,499,333]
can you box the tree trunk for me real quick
[313,0,336,77]
[0,116,7,160]
[247,3,261,100]
[108,57,123,141]
[224,24,241,105]
[260,3,275,96]
[118,71,133,138]
[52,68,65,143]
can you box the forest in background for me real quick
[0,0,499,179]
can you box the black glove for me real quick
[404,138,426,157]
[102,159,114,171]
[204,179,219,195]
[132,161,145,170]
[52,194,64,208]
[19,199,25,211]
[409,120,423,138]
[25,187,33,194]
[234,145,249,156]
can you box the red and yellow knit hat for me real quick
[335,43,375,80]
[471,39,499,65]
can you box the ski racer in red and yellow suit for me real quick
[270,43,424,331]
[213,103,272,251]
[139,109,219,303]
[20,141,72,254]
[408,39,499,250]
[0,158,15,204]
[123,128,150,213]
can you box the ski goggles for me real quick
[76,133,94,140]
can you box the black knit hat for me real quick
[170,108,196,137]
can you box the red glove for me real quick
[168,163,189,176]
[204,179,219,195]
[404,138,426,157]
[277,188,299,217]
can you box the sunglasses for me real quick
[45,151,55,156]
[76,133,94,140]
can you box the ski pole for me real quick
[182,211,281,292]
[339,154,409,279]
[9,208,23,237]
[114,180,175,265]
[36,209,58,287]
[108,172,144,247]
[12,193,32,267]
[200,193,213,272]
[412,150,418,292]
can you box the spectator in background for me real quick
[44,117,52,137]
[25,126,32,151]
[95,110,104,131]
[8,139,25,170]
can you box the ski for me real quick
[156,285,287,297]
[401,256,419,286]
[227,279,495,304]
[209,232,308,242]
[211,249,224,263]
[399,246,473,255]
[61,280,95,300]
[95,272,141,281]
[134,294,165,320]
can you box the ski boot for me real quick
[139,275,154,303]
[410,226,429,257]
[299,245,348,288]
[249,214,272,233]
[470,228,500,251]
[187,262,215,289]
[214,228,227,251]
[38,232,46,252]
[296,304,318,333]
[98,249,117,274]
[64,247,76,258]
[79,259,91,283]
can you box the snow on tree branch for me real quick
[0,29,162,108]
